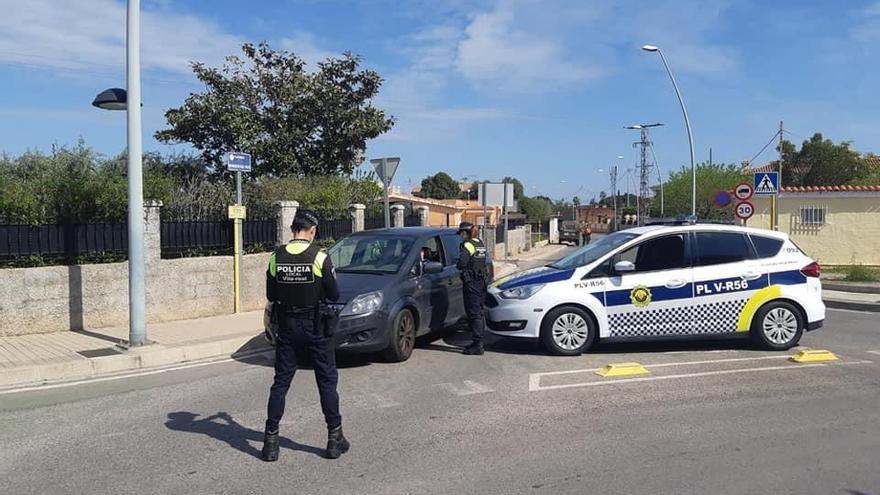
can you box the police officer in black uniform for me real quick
[262,208,349,462]
[457,222,489,355]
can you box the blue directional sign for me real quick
[225,151,252,172]
[753,171,779,196]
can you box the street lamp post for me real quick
[642,44,697,220]
[92,0,146,347]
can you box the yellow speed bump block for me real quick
[790,349,838,363]
[595,362,650,378]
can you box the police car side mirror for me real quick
[423,261,443,274]
[614,260,636,273]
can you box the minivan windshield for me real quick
[548,231,639,270]
[328,235,415,274]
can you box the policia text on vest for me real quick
[457,222,489,356]
[261,208,350,462]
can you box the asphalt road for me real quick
[2,248,878,495]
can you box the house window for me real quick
[799,205,827,226]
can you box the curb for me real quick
[823,298,880,313]
[823,282,880,294]
[0,331,267,390]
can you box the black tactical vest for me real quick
[271,242,325,308]
[464,238,488,275]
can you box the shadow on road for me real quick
[231,335,373,369]
[164,411,325,459]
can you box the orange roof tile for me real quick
[779,185,880,193]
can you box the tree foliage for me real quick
[655,162,743,220]
[773,133,869,187]
[0,143,381,224]
[519,196,553,223]
[417,172,461,199]
[155,42,394,177]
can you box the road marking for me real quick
[826,308,875,315]
[0,350,271,395]
[528,354,866,392]
[867,350,880,356]
[436,380,493,396]
[530,362,876,391]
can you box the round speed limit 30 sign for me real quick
[735,200,754,220]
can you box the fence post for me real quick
[350,204,365,232]
[391,204,405,228]
[416,205,430,226]
[144,200,162,265]
[275,200,299,245]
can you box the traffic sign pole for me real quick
[225,151,252,313]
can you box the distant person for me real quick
[262,208,349,462]
[456,222,489,355]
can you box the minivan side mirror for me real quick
[423,261,443,274]
[614,260,636,273]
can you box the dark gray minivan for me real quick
[323,227,493,362]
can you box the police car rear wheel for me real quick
[751,301,804,350]
[383,308,416,362]
[540,306,596,356]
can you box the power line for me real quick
[747,130,782,166]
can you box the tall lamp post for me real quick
[92,0,146,347]
[642,44,696,220]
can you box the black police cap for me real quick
[293,208,320,228]
[458,221,474,232]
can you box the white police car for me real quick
[486,225,824,355]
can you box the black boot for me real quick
[462,342,484,355]
[262,431,279,462]
[326,426,350,459]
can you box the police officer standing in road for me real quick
[262,208,349,462]
[457,222,489,356]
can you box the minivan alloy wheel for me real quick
[762,307,798,345]
[551,313,589,351]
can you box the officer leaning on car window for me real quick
[261,208,349,463]
[457,222,489,356]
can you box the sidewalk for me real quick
[0,242,568,390]
[822,282,880,312]
[0,311,266,389]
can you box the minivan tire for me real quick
[750,300,804,350]
[540,306,597,356]
[383,308,416,362]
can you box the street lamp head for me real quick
[92,88,127,111]
[641,44,660,52]
[617,155,624,160]
[625,125,643,130]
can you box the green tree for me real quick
[155,42,394,177]
[519,196,553,223]
[656,162,743,220]
[419,172,461,199]
[502,176,525,200]
[773,133,868,187]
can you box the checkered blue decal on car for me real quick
[608,298,749,337]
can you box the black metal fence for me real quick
[161,219,276,254]
[317,218,352,241]
[364,215,385,230]
[404,212,421,227]
[0,223,128,260]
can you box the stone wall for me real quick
[0,253,271,337]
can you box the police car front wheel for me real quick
[540,306,597,356]
[750,301,804,350]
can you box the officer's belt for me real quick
[277,304,317,318]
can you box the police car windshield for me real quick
[328,235,415,274]
[548,232,638,270]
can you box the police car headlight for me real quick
[342,291,383,316]
[499,284,545,300]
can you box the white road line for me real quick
[532,355,793,379]
[0,350,271,395]
[867,351,880,356]
[532,364,829,391]
[436,380,493,396]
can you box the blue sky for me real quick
[1,0,879,199]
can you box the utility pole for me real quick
[626,123,663,226]
[610,165,618,232]
[772,120,784,231]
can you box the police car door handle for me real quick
[665,279,687,289]
[742,271,762,281]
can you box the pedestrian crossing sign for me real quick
[753,172,779,196]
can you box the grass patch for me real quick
[828,265,880,282]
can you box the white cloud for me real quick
[455,5,602,91]
[0,0,242,77]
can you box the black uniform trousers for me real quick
[463,276,487,344]
[265,312,341,433]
